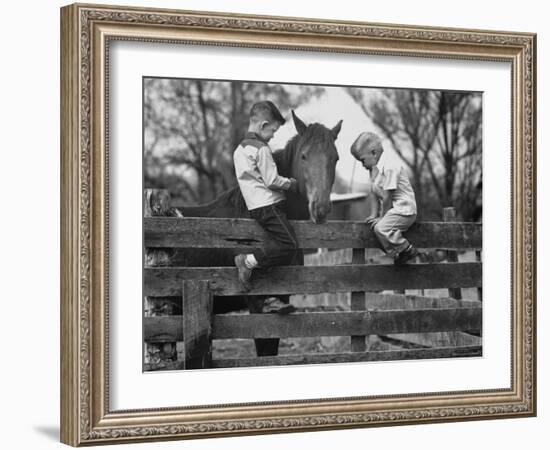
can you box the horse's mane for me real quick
[274,123,334,178]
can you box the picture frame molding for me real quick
[60,3,536,446]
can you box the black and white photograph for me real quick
[142,77,483,372]
[52,1,538,447]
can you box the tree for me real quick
[144,79,321,204]
[346,88,482,220]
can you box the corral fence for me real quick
[143,189,482,370]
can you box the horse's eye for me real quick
[301,153,307,160]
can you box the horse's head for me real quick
[290,111,342,224]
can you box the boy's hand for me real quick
[365,215,380,228]
[287,178,299,193]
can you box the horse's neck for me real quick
[180,142,308,220]
[284,192,309,220]
[273,143,299,180]
[180,187,249,218]
[274,142,309,220]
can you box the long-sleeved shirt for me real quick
[233,132,292,210]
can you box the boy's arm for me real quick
[366,169,395,225]
[366,190,392,227]
[380,190,393,216]
[365,185,381,222]
[257,146,293,191]
[379,167,398,215]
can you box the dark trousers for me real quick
[250,202,299,269]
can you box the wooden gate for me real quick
[143,197,482,370]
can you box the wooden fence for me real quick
[143,200,482,370]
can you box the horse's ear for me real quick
[292,110,307,135]
[331,119,343,140]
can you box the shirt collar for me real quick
[244,132,268,144]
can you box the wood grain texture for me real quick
[144,217,482,249]
[213,309,482,338]
[182,280,213,369]
[351,248,366,352]
[144,316,183,342]
[144,262,482,296]
[144,307,481,341]
[386,331,481,348]
[364,292,480,310]
[443,208,463,300]
[476,250,483,301]
[211,346,482,368]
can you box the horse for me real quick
[170,111,342,356]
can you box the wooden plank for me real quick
[212,308,481,339]
[443,208,463,300]
[144,316,182,342]
[366,291,483,349]
[365,293,480,310]
[211,346,482,368]
[144,263,482,297]
[386,332,482,348]
[351,248,366,352]
[144,189,179,267]
[182,280,213,369]
[144,217,482,249]
[367,296,484,349]
[144,308,481,346]
[476,250,483,301]
[144,307,482,341]
[145,296,182,316]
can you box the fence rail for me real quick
[144,262,481,296]
[142,192,482,370]
[144,217,482,250]
[211,346,483,368]
[145,307,481,341]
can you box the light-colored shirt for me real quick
[233,133,292,210]
[371,161,417,216]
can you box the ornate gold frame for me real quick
[60,3,536,446]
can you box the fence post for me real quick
[144,189,176,267]
[350,248,367,352]
[182,280,213,369]
[443,207,462,300]
[144,189,181,368]
[475,249,482,301]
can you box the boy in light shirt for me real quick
[351,132,419,265]
[233,101,298,312]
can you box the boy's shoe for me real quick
[394,244,420,265]
[262,297,296,314]
[234,254,252,291]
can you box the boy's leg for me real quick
[373,210,416,258]
[250,202,299,269]
[235,203,298,316]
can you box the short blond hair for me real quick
[350,132,383,158]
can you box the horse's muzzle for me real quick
[310,200,331,224]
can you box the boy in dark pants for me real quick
[233,101,298,313]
